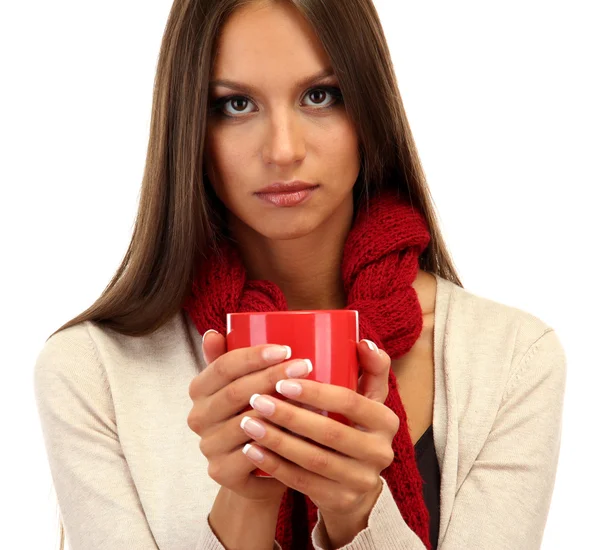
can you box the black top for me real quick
[414,424,440,549]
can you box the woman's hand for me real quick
[187,330,313,504]
[239,339,398,545]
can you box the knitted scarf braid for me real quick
[183,188,432,549]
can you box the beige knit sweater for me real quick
[33,274,566,549]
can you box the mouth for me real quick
[254,185,320,207]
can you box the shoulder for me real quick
[435,275,566,408]
[34,321,102,381]
[438,275,563,366]
[34,312,204,406]
[434,277,566,463]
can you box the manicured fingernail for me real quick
[243,443,265,462]
[202,329,219,342]
[262,345,292,362]
[240,416,266,438]
[361,339,378,353]
[285,359,312,378]
[276,380,303,397]
[249,394,276,416]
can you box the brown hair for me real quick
[51,0,461,546]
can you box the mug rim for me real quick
[227,309,358,317]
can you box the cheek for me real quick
[319,123,361,178]
[203,130,250,197]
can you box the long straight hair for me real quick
[51,0,461,547]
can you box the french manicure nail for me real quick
[202,329,219,342]
[249,394,276,416]
[276,380,303,397]
[242,443,265,462]
[285,359,312,378]
[362,339,378,353]
[240,416,266,438]
[262,345,292,362]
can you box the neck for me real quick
[229,201,353,311]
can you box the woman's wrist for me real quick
[319,480,382,549]
[209,487,283,550]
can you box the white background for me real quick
[1,1,598,548]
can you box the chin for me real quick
[251,217,320,241]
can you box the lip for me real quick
[255,180,318,194]
[255,185,319,208]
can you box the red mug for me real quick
[226,309,359,477]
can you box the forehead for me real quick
[211,2,332,86]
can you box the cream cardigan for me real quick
[33,274,566,549]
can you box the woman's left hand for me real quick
[240,338,399,534]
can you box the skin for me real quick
[194,1,437,547]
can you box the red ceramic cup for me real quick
[226,310,359,477]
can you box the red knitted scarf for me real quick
[183,188,432,549]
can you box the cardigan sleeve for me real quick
[311,328,567,550]
[33,325,282,550]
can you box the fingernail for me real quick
[242,443,265,462]
[276,380,303,397]
[240,416,266,438]
[262,345,292,362]
[202,329,219,343]
[285,359,312,378]
[361,339,378,353]
[249,394,276,416]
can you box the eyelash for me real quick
[209,86,344,119]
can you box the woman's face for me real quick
[204,1,361,242]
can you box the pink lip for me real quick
[256,180,318,194]
[255,186,319,207]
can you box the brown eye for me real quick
[308,89,328,105]
[209,86,343,119]
[230,98,249,112]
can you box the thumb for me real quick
[202,329,226,366]
[356,339,391,404]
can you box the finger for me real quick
[356,339,391,403]
[247,394,390,465]
[271,379,398,434]
[189,343,292,398]
[204,445,258,486]
[241,442,341,502]
[199,410,262,456]
[196,358,312,425]
[202,329,226,365]
[239,416,377,490]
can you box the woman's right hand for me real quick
[187,329,311,504]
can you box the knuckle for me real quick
[355,471,380,493]
[279,404,296,426]
[188,376,200,399]
[381,404,400,433]
[207,460,223,483]
[269,430,284,451]
[198,436,211,457]
[307,450,329,473]
[379,446,395,469]
[312,381,324,402]
[266,365,281,387]
[187,409,204,435]
[342,388,361,415]
[224,381,244,407]
[337,491,360,513]
[322,424,343,446]
[245,348,263,370]
[292,472,311,493]
[212,357,228,380]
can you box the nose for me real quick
[262,107,307,167]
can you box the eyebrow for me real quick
[209,67,336,94]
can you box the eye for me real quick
[209,86,344,119]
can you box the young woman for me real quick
[33,1,566,549]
